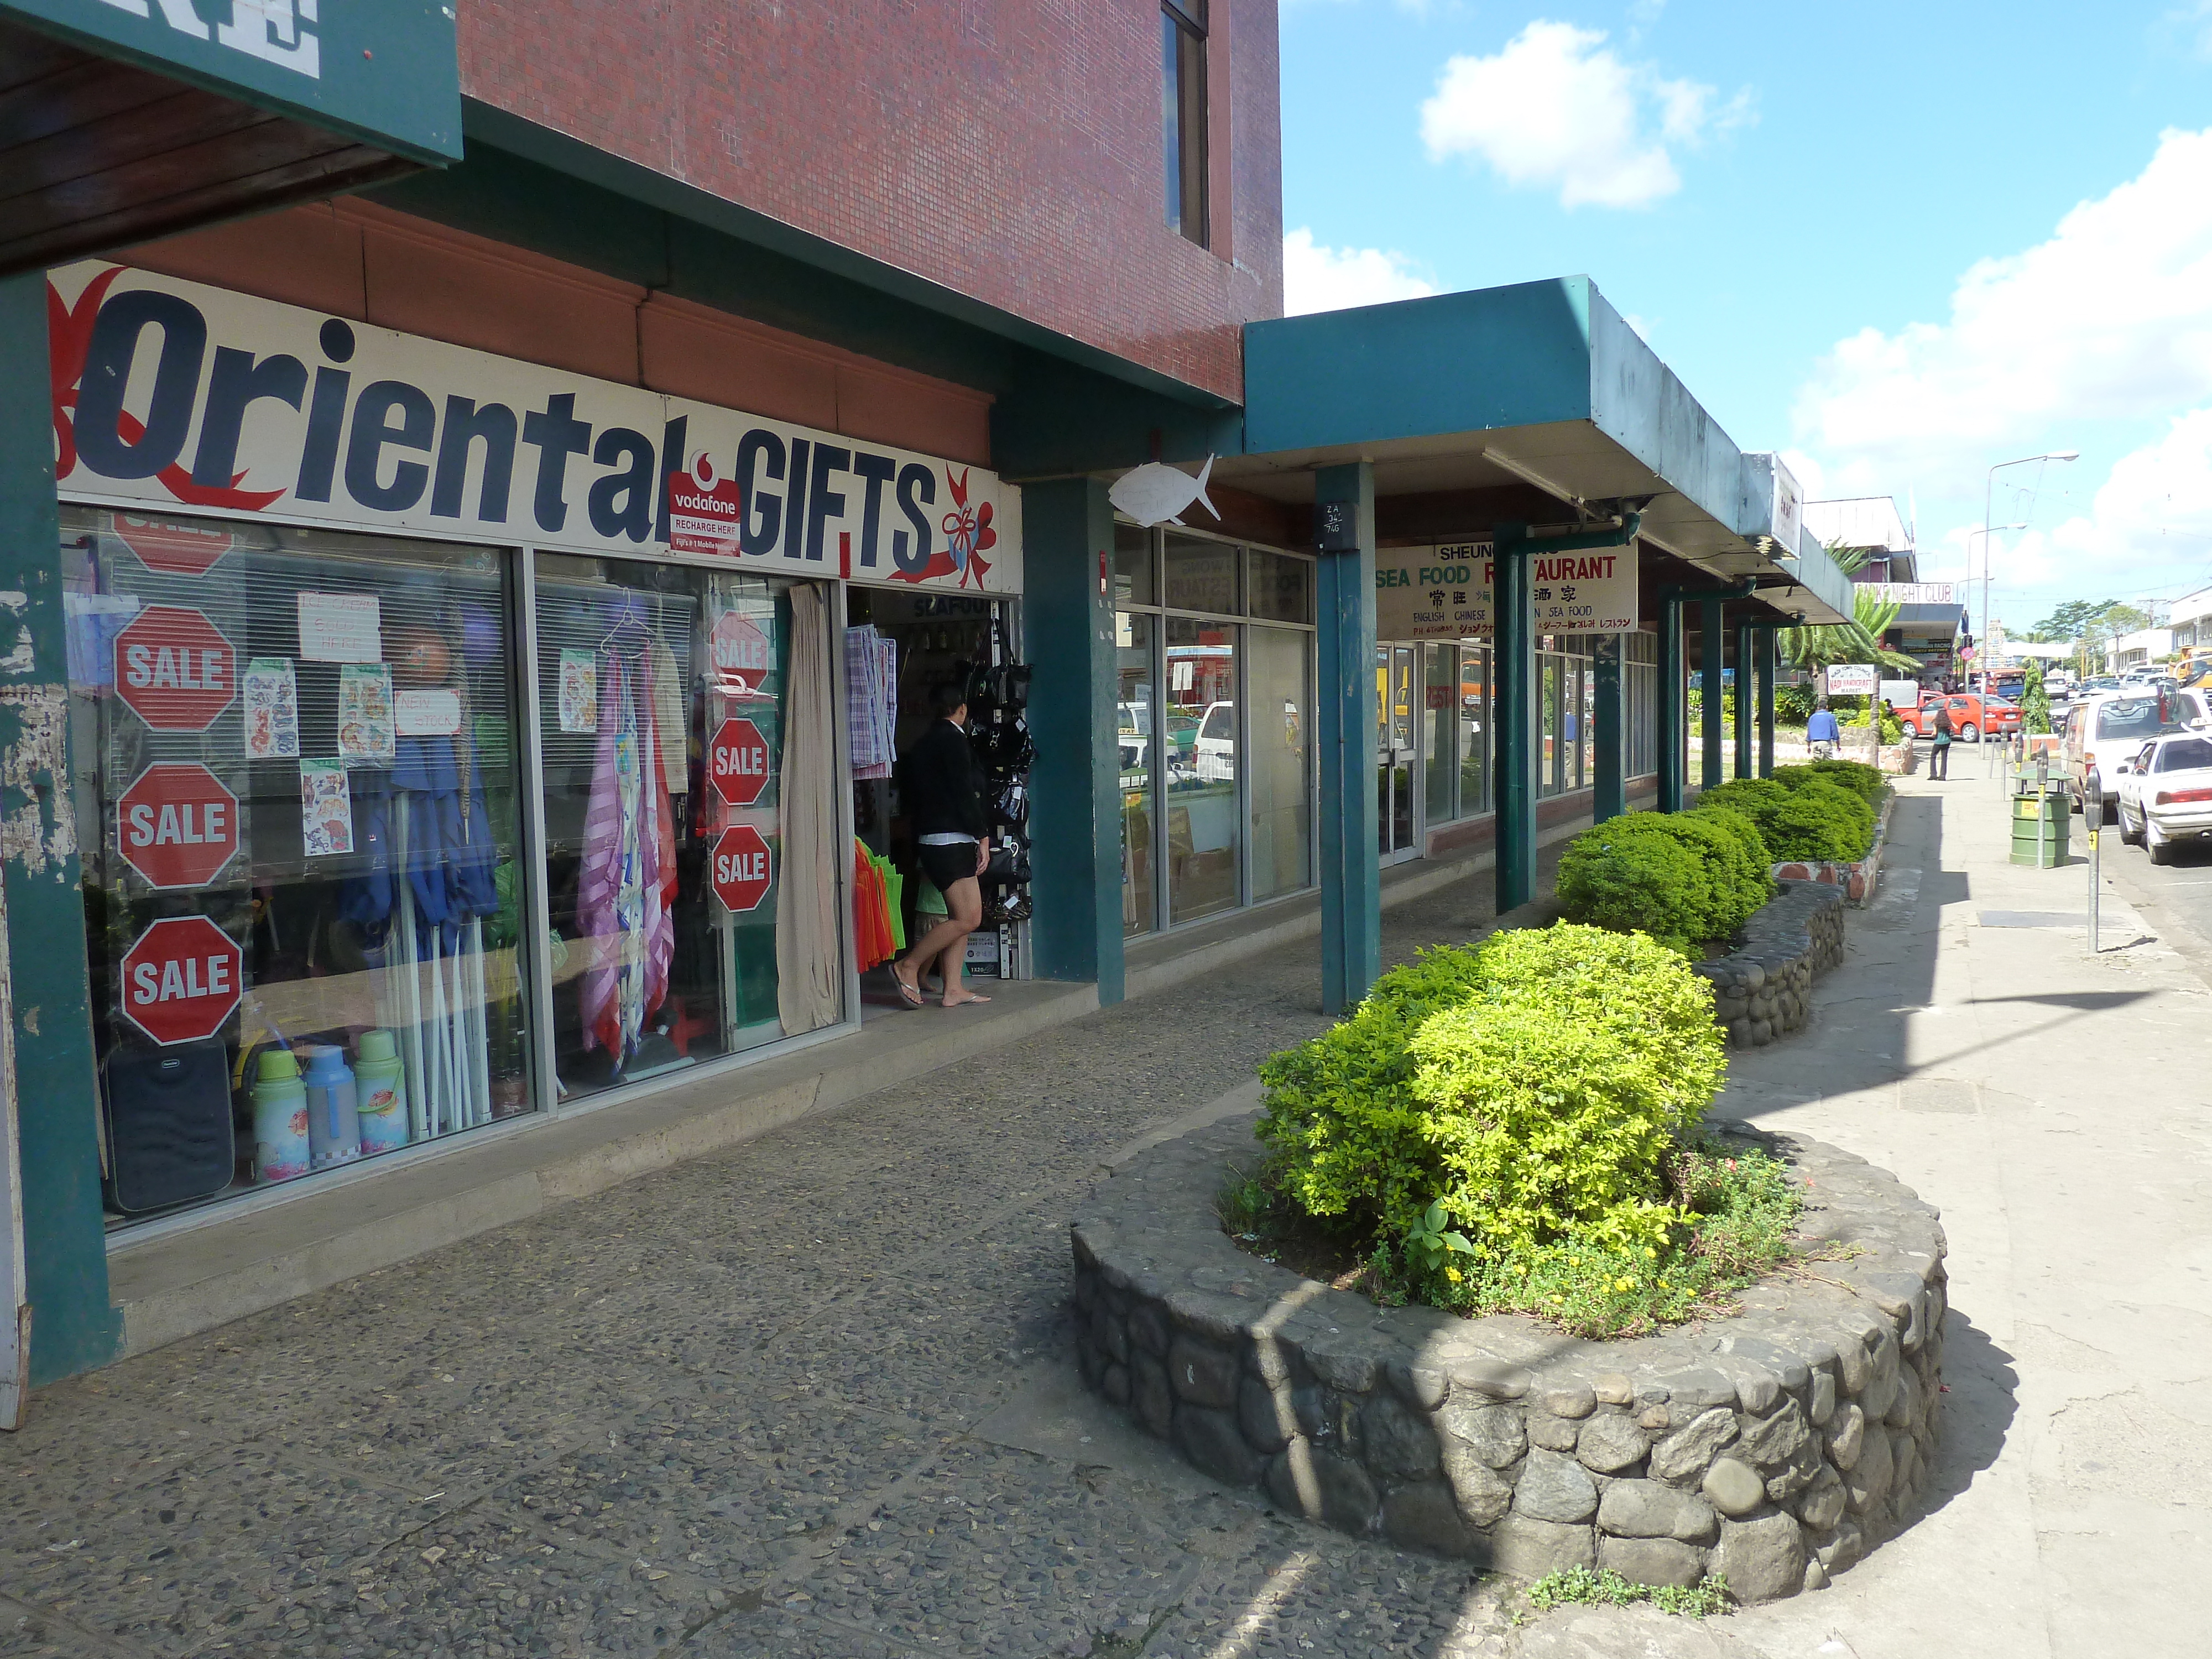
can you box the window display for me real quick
[64,507,534,1220]
[533,556,842,1101]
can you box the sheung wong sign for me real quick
[1,1,461,162]
[1375,543,1638,640]
[48,264,1021,594]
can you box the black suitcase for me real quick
[103,1040,236,1214]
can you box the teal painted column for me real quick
[1494,522,1538,910]
[1657,597,1685,812]
[1699,598,1725,795]
[1733,617,1754,780]
[0,274,119,1385]
[1756,625,1778,778]
[1314,463,1379,1015]
[1592,634,1625,824]
[1021,478,1124,1004]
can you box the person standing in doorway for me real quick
[1807,697,1841,760]
[893,681,991,1008]
[1928,699,1953,780]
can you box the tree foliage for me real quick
[1777,544,1921,672]
[2022,659,2053,735]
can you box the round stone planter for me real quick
[1070,1116,1948,1604]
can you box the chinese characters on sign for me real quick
[1374,545,1638,639]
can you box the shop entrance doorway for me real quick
[1376,644,1417,862]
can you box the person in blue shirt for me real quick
[1807,698,1843,759]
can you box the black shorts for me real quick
[917,839,979,894]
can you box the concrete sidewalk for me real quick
[1527,767,2212,1658]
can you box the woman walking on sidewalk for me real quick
[892,681,992,1009]
[1929,700,1953,779]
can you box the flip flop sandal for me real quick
[893,971,926,1009]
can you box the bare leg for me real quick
[938,877,989,1005]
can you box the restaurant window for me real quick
[1118,612,1158,937]
[64,507,535,1222]
[1161,1,1209,244]
[533,556,842,1103]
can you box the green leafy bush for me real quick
[1774,682,1817,724]
[1803,757,1886,804]
[1527,1567,1733,1617]
[1556,808,1773,952]
[1697,769,1875,864]
[1256,925,1725,1264]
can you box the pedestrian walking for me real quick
[1929,700,1953,780]
[893,681,992,1008]
[1807,697,1842,760]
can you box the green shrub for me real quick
[1255,925,1725,1260]
[1803,757,1886,804]
[1557,809,1773,952]
[1774,682,1816,724]
[1697,770,1875,864]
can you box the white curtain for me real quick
[777,584,843,1032]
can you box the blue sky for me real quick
[1280,0,2212,633]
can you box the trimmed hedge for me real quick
[1256,924,1725,1261]
[1699,767,1877,864]
[1556,806,1773,953]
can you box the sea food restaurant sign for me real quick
[0,1,461,163]
[46,264,1022,593]
[1375,544,1639,639]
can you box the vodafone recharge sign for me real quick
[115,606,237,730]
[118,764,238,889]
[121,916,242,1046]
[708,718,771,807]
[710,825,774,914]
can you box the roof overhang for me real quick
[0,1,461,277]
[1227,277,1854,626]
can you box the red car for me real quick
[1897,692,2022,743]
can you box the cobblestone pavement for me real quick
[1,861,1562,1659]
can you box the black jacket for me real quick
[899,719,988,840]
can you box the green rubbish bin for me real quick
[2010,791,2070,867]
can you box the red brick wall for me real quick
[456,0,1283,404]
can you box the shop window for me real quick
[62,507,535,1222]
[1423,644,1456,825]
[1249,625,1312,901]
[1248,549,1314,625]
[1164,533,1239,615]
[1165,614,1238,922]
[1114,522,1156,608]
[533,556,842,1102]
[1161,1,1208,245]
[1459,644,1493,816]
[1118,613,1158,936]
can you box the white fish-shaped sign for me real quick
[1109,456,1219,528]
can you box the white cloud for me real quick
[1793,128,2212,493]
[1418,20,1750,210]
[2169,2,2212,60]
[1282,228,1439,315]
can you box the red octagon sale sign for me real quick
[708,717,771,807]
[117,764,239,889]
[114,515,235,577]
[710,825,774,913]
[120,916,242,1046]
[114,606,237,731]
[709,612,771,693]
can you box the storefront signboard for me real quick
[117,763,238,889]
[119,916,241,1046]
[113,604,237,731]
[1375,544,1638,639]
[710,826,775,914]
[0,1,462,165]
[49,264,1022,594]
[708,719,771,808]
[669,457,746,558]
[1825,664,1878,697]
[114,512,234,576]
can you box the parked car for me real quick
[2114,731,2212,863]
[1896,691,2022,743]
[2065,687,2212,818]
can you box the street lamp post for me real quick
[1966,522,2028,692]
[1983,451,2079,693]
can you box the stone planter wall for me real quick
[1693,881,1845,1048]
[1071,1117,1947,1604]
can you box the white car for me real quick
[2064,688,2212,819]
[2115,731,2212,864]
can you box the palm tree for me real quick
[1778,545,1923,673]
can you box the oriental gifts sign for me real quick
[1375,545,1638,640]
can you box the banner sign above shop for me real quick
[1375,544,1639,639]
[48,263,1022,596]
[1,1,462,164]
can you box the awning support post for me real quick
[1314,462,1379,1015]
[1593,633,1625,825]
[1658,594,1685,812]
[1699,597,1726,795]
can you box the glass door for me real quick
[1376,643,1417,861]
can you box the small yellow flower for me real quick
[1446,1267,1463,1284]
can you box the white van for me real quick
[2065,688,2212,817]
[1880,678,1923,711]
